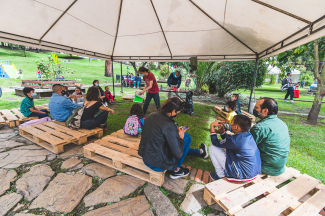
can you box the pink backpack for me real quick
[123,115,142,136]
[19,117,51,127]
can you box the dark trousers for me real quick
[29,109,49,118]
[143,92,161,115]
[103,97,113,103]
[81,111,109,129]
[285,86,294,100]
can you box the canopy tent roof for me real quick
[1,0,325,62]
[268,66,301,75]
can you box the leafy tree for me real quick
[36,54,72,80]
[194,62,220,92]
[209,61,268,97]
[159,64,173,78]
[269,37,325,123]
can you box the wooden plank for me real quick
[0,114,6,123]
[84,143,157,175]
[19,126,67,146]
[32,124,76,142]
[221,167,299,215]
[0,110,19,121]
[54,120,103,137]
[241,110,256,122]
[110,129,141,142]
[214,106,228,119]
[10,108,26,119]
[94,140,140,158]
[289,184,325,216]
[101,135,139,149]
[235,174,321,216]
[42,121,85,138]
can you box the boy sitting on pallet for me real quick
[209,115,262,182]
[223,93,241,114]
[218,101,237,124]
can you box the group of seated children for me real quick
[122,73,142,88]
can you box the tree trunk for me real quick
[130,62,138,73]
[104,60,112,77]
[307,40,325,123]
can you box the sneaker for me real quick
[209,172,220,181]
[200,143,208,159]
[133,87,136,88]
[170,167,190,179]
[104,102,108,107]
[283,100,288,102]
[290,100,294,103]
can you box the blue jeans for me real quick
[144,132,200,172]
[143,92,161,115]
[285,86,294,100]
[29,109,49,118]
[133,81,140,88]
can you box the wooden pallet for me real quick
[204,167,325,216]
[19,121,103,154]
[84,130,166,186]
[214,106,255,122]
[34,103,49,111]
[0,109,38,127]
[120,94,135,101]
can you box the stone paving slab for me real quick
[13,145,43,150]
[83,195,151,216]
[61,158,81,170]
[29,173,92,213]
[58,144,84,159]
[0,193,22,216]
[15,213,45,216]
[163,176,189,194]
[16,164,55,201]
[0,168,17,196]
[84,175,146,207]
[0,140,25,152]
[144,183,178,216]
[82,163,115,179]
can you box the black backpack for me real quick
[281,77,288,86]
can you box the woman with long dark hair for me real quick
[138,97,208,179]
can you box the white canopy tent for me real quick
[267,66,300,83]
[1,0,325,109]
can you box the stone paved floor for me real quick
[0,125,223,216]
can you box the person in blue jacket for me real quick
[208,115,262,182]
[167,70,182,98]
[133,74,142,89]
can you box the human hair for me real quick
[105,86,109,90]
[175,70,180,74]
[138,67,148,73]
[86,86,100,101]
[287,72,292,76]
[130,103,144,117]
[159,97,183,113]
[62,86,68,90]
[232,115,251,132]
[52,84,63,93]
[93,80,99,85]
[232,93,239,100]
[75,87,81,91]
[23,87,34,96]
[260,97,278,115]
[227,100,237,111]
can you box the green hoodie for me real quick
[250,115,290,176]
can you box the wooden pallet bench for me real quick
[84,129,166,186]
[0,109,38,127]
[34,103,49,111]
[120,94,135,101]
[214,106,255,122]
[204,167,325,216]
[19,121,103,154]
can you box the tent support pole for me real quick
[120,61,123,93]
[112,58,115,97]
[248,58,258,112]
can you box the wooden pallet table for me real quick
[120,94,135,101]
[214,106,256,122]
[19,121,103,154]
[0,109,38,127]
[84,130,166,186]
[204,167,325,216]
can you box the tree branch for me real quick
[313,40,321,80]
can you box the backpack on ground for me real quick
[65,101,91,129]
[123,115,142,136]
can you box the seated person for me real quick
[72,87,85,105]
[20,87,49,118]
[124,103,145,135]
[81,86,114,131]
[48,84,82,121]
[134,74,141,89]
[103,86,114,106]
[209,115,262,182]
[61,86,71,98]
[138,97,208,180]
[223,93,241,114]
[218,101,237,124]
[93,80,105,101]
[129,73,135,87]
[185,77,191,87]
[250,98,290,176]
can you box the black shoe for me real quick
[200,143,208,159]
[209,172,220,181]
[170,167,190,179]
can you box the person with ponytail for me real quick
[138,97,208,179]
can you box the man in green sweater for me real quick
[250,97,290,176]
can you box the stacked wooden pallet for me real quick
[120,94,135,101]
[84,129,166,186]
[19,121,103,154]
[0,109,38,127]
[214,106,256,122]
[204,167,325,216]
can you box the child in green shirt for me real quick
[20,87,48,118]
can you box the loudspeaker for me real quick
[189,57,197,71]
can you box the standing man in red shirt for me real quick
[139,66,161,115]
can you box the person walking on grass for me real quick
[139,67,160,115]
[284,72,295,103]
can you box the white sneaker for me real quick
[284,100,288,102]
[104,102,108,106]
[290,100,294,103]
[133,87,136,88]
